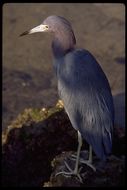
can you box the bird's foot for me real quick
[69,153,96,172]
[55,160,86,183]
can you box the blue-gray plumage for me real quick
[20,15,114,180]
[57,49,114,160]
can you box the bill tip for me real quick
[19,31,29,37]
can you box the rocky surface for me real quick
[2,102,125,187]
[44,152,125,187]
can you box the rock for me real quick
[2,102,125,187]
[44,152,125,187]
[2,104,77,187]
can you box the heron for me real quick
[20,15,114,182]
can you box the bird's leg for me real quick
[73,130,82,174]
[55,131,85,183]
[88,145,92,163]
[81,145,96,171]
[70,145,96,172]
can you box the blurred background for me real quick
[2,3,125,130]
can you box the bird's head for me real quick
[20,15,76,58]
[20,15,74,36]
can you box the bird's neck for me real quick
[52,31,76,59]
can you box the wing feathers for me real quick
[57,49,114,160]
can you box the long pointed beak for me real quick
[20,24,49,37]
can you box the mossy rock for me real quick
[2,102,125,187]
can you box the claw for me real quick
[55,170,84,183]
[68,153,96,172]
[76,174,83,183]
[55,170,72,177]
[55,160,85,183]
